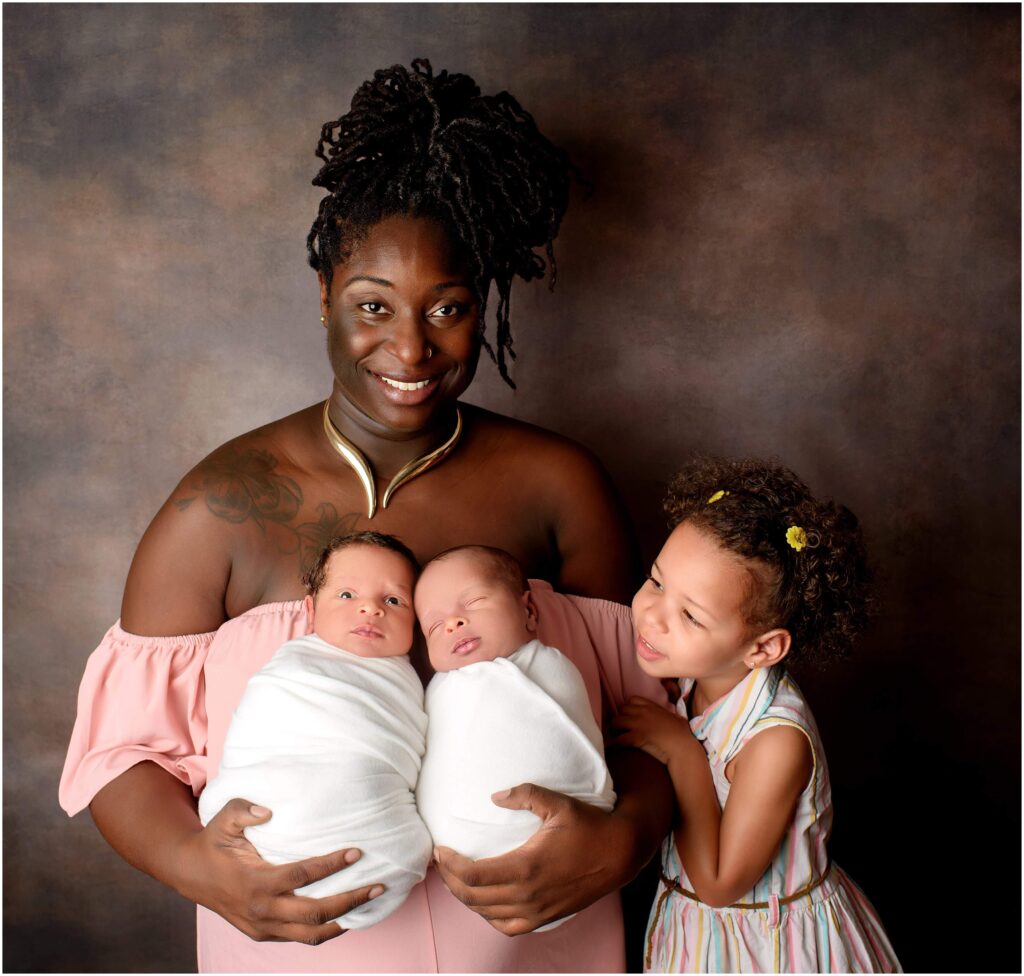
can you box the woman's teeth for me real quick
[380,376,432,391]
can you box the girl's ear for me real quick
[521,590,539,633]
[744,628,791,670]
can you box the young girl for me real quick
[615,457,901,973]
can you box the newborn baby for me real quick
[414,546,616,871]
[198,531,432,929]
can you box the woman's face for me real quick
[320,214,481,435]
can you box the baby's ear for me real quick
[522,590,539,632]
[744,628,791,670]
[303,594,316,628]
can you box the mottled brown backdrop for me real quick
[3,4,1019,973]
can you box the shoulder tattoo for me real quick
[176,448,360,574]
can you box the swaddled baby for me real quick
[414,546,616,883]
[198,532,432,929]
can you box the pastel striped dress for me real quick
[645,666,901,973]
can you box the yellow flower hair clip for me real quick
[786,525,809,551]
[707,489,730,504]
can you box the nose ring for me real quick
[425,346,433,360]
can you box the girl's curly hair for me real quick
[664,457,873,667]
[307,59,575,388]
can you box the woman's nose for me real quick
[388,313,431,365]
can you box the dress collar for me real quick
[676,665,783,764]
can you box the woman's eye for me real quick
[429,302,467,320]
[647,574,663,592]
[358,301,386,314]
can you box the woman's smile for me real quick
[322,215,481,433]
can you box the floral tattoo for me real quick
[176,448,360,575]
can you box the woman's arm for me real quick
[91,477,384,942]
[432,748,673,934]
[613,697,812,908]
[90,763,380,944]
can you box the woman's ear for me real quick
[744,628,791,670]
[521,591,539,633]
[318,272,330,320]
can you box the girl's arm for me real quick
[614,697,812,908]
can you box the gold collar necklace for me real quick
[321,399,463,519]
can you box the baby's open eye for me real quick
[384,596,404,607]
[338,590,354,599]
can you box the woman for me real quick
[61,61,671,972]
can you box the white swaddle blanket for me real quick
[416,639,616,863]
[198,634,432,929]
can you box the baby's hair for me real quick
[664,457,872,667]
[421,544,527,597]
[302,531,420,597]
[306,58,575,388]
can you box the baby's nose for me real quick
[360,601,384,616]
[444,616,467,633]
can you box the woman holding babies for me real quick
[60,60,672,972]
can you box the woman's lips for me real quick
[371,371,440,406]
[635,634,665,662]
[451,635,481,656]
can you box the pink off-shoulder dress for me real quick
[60,581,665,973]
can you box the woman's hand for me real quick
[432,783,635,936]
[611,695,696,766]
[177,798,384,945]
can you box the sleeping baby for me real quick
[414,545,616,886]
[198,531,432,929]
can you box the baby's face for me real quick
[415,552,536,672]
[305,544,415,658]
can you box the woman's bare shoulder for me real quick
[461,403,639,601]
[120,405,321,636]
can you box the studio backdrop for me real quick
[4,4,1020,973]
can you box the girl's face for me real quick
[319,214,482,435]
[631,520,766,683]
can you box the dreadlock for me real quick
[664,457,874,668]
[306,59,574,388]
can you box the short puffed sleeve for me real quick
[59,621,215,816]
[530,581,667,731]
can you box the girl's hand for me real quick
[178,798,384,945]
[432,783,635,935]
[611,695,695,765]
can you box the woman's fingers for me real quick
[267,847,364,894]
[267,882,386,928]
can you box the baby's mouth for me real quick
[451,635,481,656]
[352,625,384,639]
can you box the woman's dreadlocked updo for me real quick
[307,59,574,388]
[664,457,873,668]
